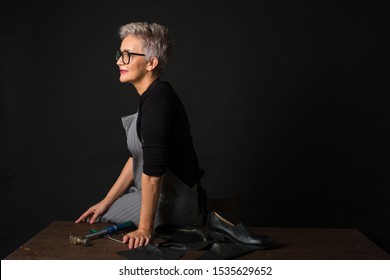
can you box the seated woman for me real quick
[76,22,205,249]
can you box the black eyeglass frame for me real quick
[116,50,146,64]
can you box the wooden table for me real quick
[4,221,389,260]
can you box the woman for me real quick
[75,22,204,249]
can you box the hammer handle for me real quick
[85,221,136,239]
[106,221,136,233]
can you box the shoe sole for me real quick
[209,230,274,250]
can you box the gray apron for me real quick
[100,113,200,228]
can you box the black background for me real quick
[1,0,389,259]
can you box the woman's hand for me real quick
[121,174,161,249]
[122,228,152,249]
[75,200,111,224]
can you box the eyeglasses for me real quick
[116,50,145,64]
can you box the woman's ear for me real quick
[147,57,159,72]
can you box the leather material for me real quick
[117,244,185,260]
[154,224,211,250]
[197,242,253,260]
[155,224,208,242]
[207,211,274,249]
[158,240,212,251]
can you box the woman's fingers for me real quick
[89,212,101,224]
[75,210,92,223]
[122,230,152,249]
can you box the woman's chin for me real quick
[119,76,129,83]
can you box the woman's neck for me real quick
[134,75,158,95]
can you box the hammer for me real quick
[69,221,136,246]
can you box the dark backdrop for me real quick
[1,0,389,258]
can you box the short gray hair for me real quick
[119,22,173,77]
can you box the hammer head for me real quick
[69,234,91,247]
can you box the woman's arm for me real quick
[123,83,172,248]
[75,156,134,224]
[103,156,135,204]
[122,173,163,249]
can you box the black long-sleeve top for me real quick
[137,79,201,187]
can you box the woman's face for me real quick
[117,35,148,84]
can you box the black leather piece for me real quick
[207,211,274,249]
[197,242,254,260]
[117,244,185,260]
[158,240,212,251]
[154,224,211,250]
[155,224,208,242]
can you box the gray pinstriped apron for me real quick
[100,113,200,228]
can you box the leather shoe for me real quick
[207,211,274,249]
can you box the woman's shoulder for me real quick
[148,79,175,95]
[142,80,177,103]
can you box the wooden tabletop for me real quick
[4,221,389,260]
